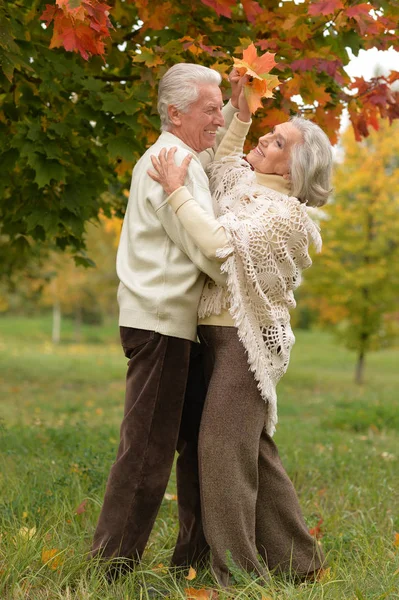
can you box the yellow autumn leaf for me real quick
[17,526,36,541]
[185,566,197,580]
[41,548,63,570]
[164,493,178,501]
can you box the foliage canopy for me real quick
[1,0,398,273]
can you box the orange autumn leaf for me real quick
[394,532,399,549]
[40,0,113,60]
[233,43,276,79]
[185,566,197,580]
[41,548,63,570]
[233,43,280,113]
[185,588,218,599]
[309,517,324,539]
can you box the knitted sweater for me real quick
[116,101,237,342]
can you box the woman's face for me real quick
[246,122,303,177]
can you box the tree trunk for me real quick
[52,300,61,344]
[75,305,82,342]
[355,350,365,384]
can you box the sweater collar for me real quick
[158,131,199,157]
[254,172,291,195]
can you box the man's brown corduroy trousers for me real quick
[91,327,209,569]
[198,325,324,586]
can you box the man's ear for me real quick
[168,105,181,127]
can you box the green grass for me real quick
[1,315,398,599]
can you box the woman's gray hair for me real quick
[289,117,333,207]
[158,63,222,131]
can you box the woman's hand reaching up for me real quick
[148,147,193,196]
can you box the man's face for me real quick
[169,84,224,153]
[246,122,303,177]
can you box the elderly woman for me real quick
[149,89,332,586]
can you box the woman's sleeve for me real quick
[167,187,232,262]
[214,113,251,161]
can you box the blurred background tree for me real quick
[301,119,399,383]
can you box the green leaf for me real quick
[27,153,67,188]
[107,135,138,160]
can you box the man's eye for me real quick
[276,141,282,148]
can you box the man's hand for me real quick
[148,147,193,196]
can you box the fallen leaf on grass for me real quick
[75,499,88,515]
[164,493,178,501]
[185,566,197,580]
[185,588,218,599]
[151,563,168,573]
[309,518,324,539]
[41,548,63,570]
[18,526,36,540]
[394,532,399,549]
[317,567,331,582]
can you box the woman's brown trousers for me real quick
[91,327,209,569]
[198,325,324,586]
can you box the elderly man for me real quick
[91,63,239,574]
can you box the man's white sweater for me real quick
[116,102,237,342]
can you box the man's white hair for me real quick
[158,63,222,131]
[289,117,333,207]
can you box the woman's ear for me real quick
[168,105,181,127]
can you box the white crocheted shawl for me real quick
[198,156,322,436]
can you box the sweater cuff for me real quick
[167,186,193,212]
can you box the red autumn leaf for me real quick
[241,0,262,23]
[308,0,344,17]
[75,499,88,514]
[309,517,324,539]
[200,0,236,19]
[346,3,372,18]
[344,3,375,35]
[40,0,112,60]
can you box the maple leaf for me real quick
[233,43,279,114]
[200,0,236,19]
[345,3,374,36]
[40,0,112,60]
[241,0,262,23]
[308,0,344,17]
[233,43,276,79]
